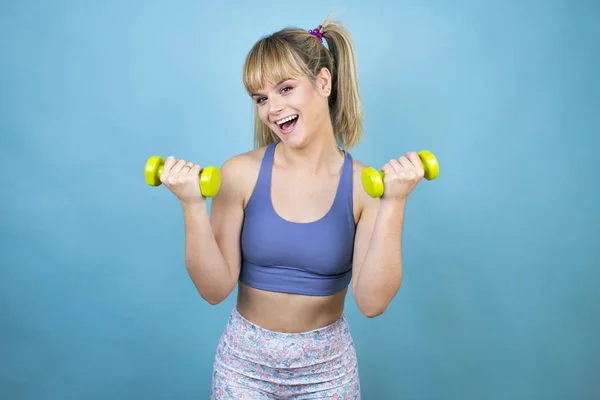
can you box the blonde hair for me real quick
[242,17,363,149]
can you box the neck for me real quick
[279,124,343,175]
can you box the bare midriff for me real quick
[235,282,348,333]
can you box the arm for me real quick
[182,156,245,305]
[351,152,423,317]
[352,196,406,318]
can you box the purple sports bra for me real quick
[239,142,356,296]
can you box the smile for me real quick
[275,114,299,134]
[275,114,298,126]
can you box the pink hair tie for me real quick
[308,25,325,43]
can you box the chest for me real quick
[270,169,342,224]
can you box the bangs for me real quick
[242,36,310,95]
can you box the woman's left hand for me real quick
[380,152,425,202]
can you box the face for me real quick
[251,68,332,148]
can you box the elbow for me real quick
[355,282,402,318]
[200,285,232,305]
[203,295,225,306]
[199,286,234,306]
[189,276,233,306]
[355,294,390,318]
[359,303,388,318]
[186,264,236,306]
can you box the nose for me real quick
[268,96,284,121]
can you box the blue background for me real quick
[1,0,599,399]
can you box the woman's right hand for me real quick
[160,156,205,205]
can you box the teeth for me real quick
[276,115,298,125]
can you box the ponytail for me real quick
[321,18,363,149]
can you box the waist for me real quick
[222,306,353,368]
[236,282,347,333]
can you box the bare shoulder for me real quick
[219,146,268,204]
[350,157,380,222]
[220,146,265,176]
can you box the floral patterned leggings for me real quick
[211,308,361,399]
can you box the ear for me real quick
[315,67,332,97]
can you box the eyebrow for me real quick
[251,78,293,97]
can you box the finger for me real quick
[171,159,188,175]
[384,159,402,175]
[397,156,415,178]
[190,164,202,178]
[398,156,418,180]
[405,152,424,177]
[166,159,188,185]
[383,159,405,181]
[160,156,178,183]
[398,155,413,171]
[182,161,195,174]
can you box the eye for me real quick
[256,96,267,105]
[280,86,293,94]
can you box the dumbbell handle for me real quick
[144,155,221,198]
[361,150,439,198]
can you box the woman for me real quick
[160,18,425,399]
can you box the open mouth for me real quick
[275,114,299,134]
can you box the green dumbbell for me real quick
[144,155,221,198]
[361,150,439,198]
